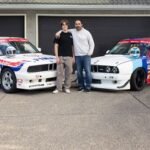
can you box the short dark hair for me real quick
[75,19,83,25]
[60,19,69,26]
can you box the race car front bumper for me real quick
[15,71,56,90]
[91,72,131,90]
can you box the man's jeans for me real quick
[75,55,92,90]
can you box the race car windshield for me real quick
[108,43,141,55]
[9,41,39,54]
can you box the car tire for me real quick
[1,68,17,93]
[130,68,146,91]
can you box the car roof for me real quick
[0,37,28,42]
[119,38,150,44]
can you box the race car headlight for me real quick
[105,66,119,73]
[112,66,119,73]
[106,66,111,73]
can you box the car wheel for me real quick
[1,68,17,93]
[130,68,146,91]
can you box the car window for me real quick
[10,41,39,54]
[0,41,39,56]
[0,43,11,56]
[109,43,130,55]
[109,43,141,55]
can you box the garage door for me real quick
[38,16,150,56]
[0,16,24,38]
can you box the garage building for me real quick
[0,0,150,56]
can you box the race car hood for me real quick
[91,55,134,66]
[0,53,56,68]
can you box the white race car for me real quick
[0,37,56,93]
[91,38,150,91]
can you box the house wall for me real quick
[0,9,150,53]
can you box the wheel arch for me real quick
[131,67,147,78]
[0,66,16,78]
[0,66,17,93]
[130,67,147,91]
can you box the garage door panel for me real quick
[39,16,150,56]
[0,16,24,37]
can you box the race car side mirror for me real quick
[37,47,42,52]
[106,50,110,54]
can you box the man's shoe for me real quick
[84,88,91,92]
[52,89,59,94]
[78,87,84,91]
[64,89,71,94]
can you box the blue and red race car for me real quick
[91,38,150,91]
[0,37,56,93]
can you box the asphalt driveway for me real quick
[0,86,150,150]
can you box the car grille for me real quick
[91,65,106,73]
[91,65,119,73]
[27,63,57,73]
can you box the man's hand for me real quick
[56,56,61,64]
[55,30,62,38]
[72,57,75,64]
